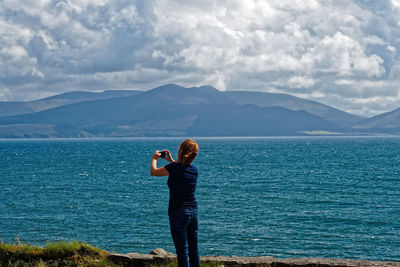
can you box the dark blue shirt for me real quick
[165,162,198,214]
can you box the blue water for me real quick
[0,137,399,261]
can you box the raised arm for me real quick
[150,151,169,176]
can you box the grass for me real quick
[0,240,118,267]
[0,240,235,267]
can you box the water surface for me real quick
[0,137,399,261]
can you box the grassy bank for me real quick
[0,241,223,267]
[0,241,118,267]
[2,241,396,267]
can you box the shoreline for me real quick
[109,248,400,267]
[2,241,399,266]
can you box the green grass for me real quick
[0,241,237,267]
[0,240,118,267]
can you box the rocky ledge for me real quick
[108,248,400,267]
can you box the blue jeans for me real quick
[169,206,200,267]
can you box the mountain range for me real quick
[0,84,399,137]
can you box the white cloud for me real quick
[335,79,356,86]
[287,76,316,89]
[309,32,384,77]
[391,0,400,9]
[0,87,11,100]
[1,46,28,60]
[63,0,109,13]
[0,45,44,81]
[388,45,396,52]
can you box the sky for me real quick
[1,0,400,117]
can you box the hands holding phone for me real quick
[153,149,175,163]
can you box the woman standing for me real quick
[150,139,200,267]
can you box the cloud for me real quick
[391,0,400,9]
[387,45,396,52]
[287,76,316,89]
[0,87,11,100]
[310,32,385,77]
[0,0,400,116]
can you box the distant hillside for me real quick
[0,84,340,137]
[224,91,362,127]
[0,90,141,117]
[353,107,400,134]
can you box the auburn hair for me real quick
[177,139,199,166]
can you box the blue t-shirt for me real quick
[165,162,198,214]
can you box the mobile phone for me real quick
[160,151,166,158]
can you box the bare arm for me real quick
[150,151,169,176]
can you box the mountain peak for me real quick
[192,85,219,91]
[150,84,184,92]
[145,84,235,106]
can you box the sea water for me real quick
[0,137,399,261]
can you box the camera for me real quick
[160,151,166,158]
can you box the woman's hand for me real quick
[152,150,161,160]
[163,150,175,163]
[150,150,169,176]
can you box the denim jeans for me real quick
[169,206,200,267]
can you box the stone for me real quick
[107,249,400,267]
[149,248,175,257]
[107,253,134,266]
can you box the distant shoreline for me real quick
[1,134,400,141]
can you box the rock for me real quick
[149,248,175,257]
[107,253,134,266]
[107,249,176,267]
[125,252,154,260]
[107,249,400,267]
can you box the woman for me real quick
[150,139,200,267]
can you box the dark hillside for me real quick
[0,84,340,137]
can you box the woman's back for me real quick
[166,162,198,214]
